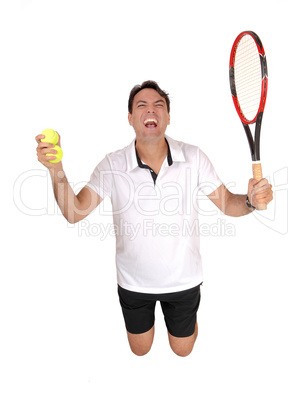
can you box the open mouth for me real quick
[143,118,158,128]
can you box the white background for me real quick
[1,0,300,401]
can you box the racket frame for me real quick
[229,31,268,162]
[229,31,268,210]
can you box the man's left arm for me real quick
[207,179,273,217]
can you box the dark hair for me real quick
[128,80,170,114]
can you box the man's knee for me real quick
[170,343,194,357]
[127,326,154,356]
[130,343,152,356]
[168,322,198,357]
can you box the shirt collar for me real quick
[135,138,173,168]
[125,135,185,172]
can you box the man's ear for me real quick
[128,113,133,126]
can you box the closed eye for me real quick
[136,101,147,108]
[135,100,166,108]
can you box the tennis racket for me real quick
[229,31,268,210]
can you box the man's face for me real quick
[128,88,170,141]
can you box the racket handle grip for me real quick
[252,162,267,210]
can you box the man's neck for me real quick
[135,136,168,173]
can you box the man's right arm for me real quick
[36,132,103,224]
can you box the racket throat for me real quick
[254,111,263,161]
[242,111,263,161]
[242,123,256,160]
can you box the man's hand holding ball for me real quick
[36,129,63,168]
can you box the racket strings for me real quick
[234,35,262,121]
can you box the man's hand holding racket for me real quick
[247,178,273,211]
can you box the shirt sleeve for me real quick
[86,155,113,199]
[197,148,222,195]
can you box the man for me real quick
[36,80,273,357]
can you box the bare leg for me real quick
[168,322,198,357]
[127,326,155,356]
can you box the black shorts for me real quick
[118,284,201,338]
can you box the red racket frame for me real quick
[229,31,268,125]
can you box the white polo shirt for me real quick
[87,135,222,294]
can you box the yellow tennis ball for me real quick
[41,128,58,145]
[47,145,63,163]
